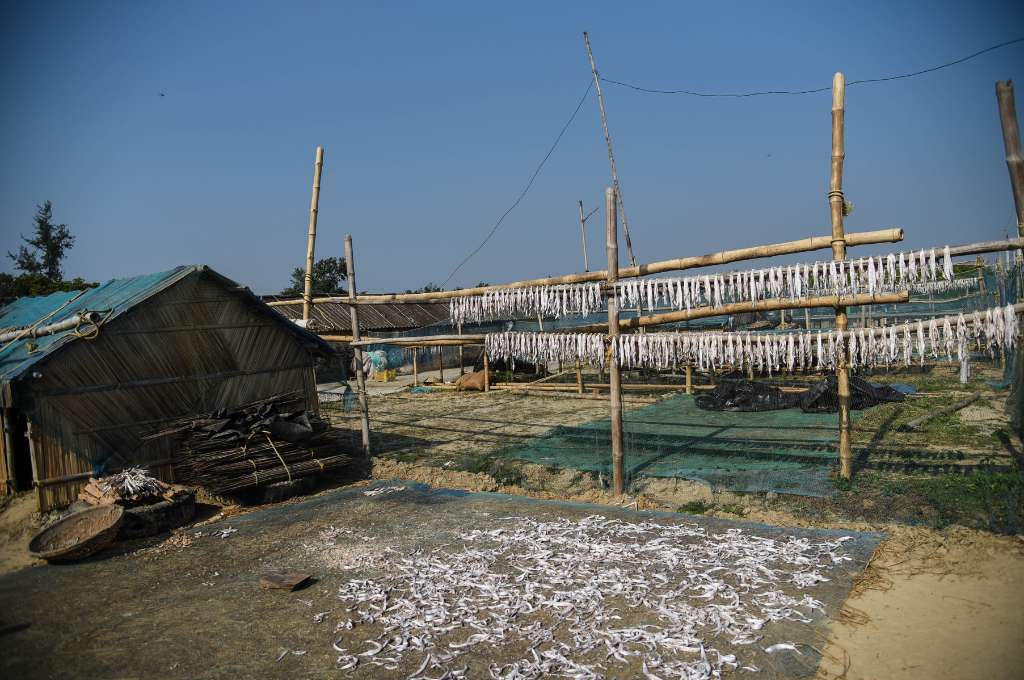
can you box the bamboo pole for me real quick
[569,291,908,333]
[685,364,693,394]
[438,346,444,383]
[344,235,371,457]
[483,352,490,392]
[2,410,16,492]
[996,80,1024,234]
[351,334,485,347]
[458,322,464,376]
[605,187,625,496]
[412,349,419,386]
[584,32,637,267]
[828,73,853,481]
[578,200,592,271]
[303,147,325,321]
[900,393,981,432]
[273,228,903,306]
[576,361,584,394]
[26,419,41,511]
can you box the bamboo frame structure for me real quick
[303,147,324,321]
[605,187,625,495]
[829,73,854,480]
[328,73,1024,488]
[344,235,371,457]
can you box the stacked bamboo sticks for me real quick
[155,394,352,496]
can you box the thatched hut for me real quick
[0,265,333,510]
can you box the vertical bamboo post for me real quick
[483,352,490,392]
[605,186,625,495]
[412,349,419,386]
[578,200,590,271]
[996,81,1024,234]
[685,364,693,394]
[438,347,444,383]
[576,361,584,394]
[2,410,16,492]
[26,419,41,511]
[303,147,325,322]
[344,235,371,457]
[458,323,465,376]
[829,73,853,480]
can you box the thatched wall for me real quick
[17,270,321,510]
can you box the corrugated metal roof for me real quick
[0,265,333,393]
[272,301,450,333]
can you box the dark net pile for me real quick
[696,373,904,413]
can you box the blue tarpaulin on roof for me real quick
[0,266,195,385]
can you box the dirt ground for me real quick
[329,373,1024,680]
[0,483,881,679]
[2,364,1022,678]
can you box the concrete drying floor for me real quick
[0,483,881,679]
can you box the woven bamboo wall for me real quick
[20,270,322,511]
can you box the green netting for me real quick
[494,394,854,497]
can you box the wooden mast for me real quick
[303,147,324,322]
[584,32,637,267]
[829,73,853,480]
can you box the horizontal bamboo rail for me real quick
[265,227,904,307]
[570,291,910,332]
[350,334,485,347]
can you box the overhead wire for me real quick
[600,37,1024,96]
[439,36,1022,288]
[441,80,593,288]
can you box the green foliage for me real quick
[282,256,347,296]
[8,201,76,280]
[0,273,95,303]
[677,500,711,515]
[405,282,444,294]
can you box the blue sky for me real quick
[1,1,1022,294]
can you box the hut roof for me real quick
[0,265,333,401]
[270,300,449,334]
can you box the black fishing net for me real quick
[799,375,905,413]
[695,373,904,413]
[695,372,801,412]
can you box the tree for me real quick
[281,257,348,296]
[8,201,75,280]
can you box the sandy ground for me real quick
[0,483,880,679]
[0,494,42,574]
[2,382,1022,678]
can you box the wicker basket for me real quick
[29,505,125,563]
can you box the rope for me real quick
[264,433,292,482]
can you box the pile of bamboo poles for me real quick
[174,434,349,495]
[157,395,352,496]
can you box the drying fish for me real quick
[485,304,1018,376]
[327,515,853,679]
[452,246,958,324]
